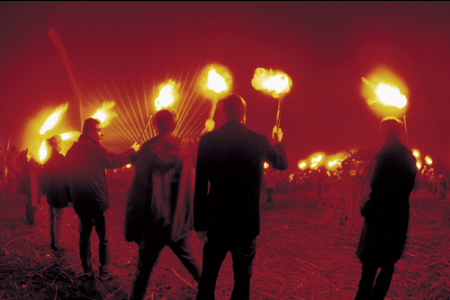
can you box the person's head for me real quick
[83,118,103,144]
[221,94,247,123]
[154,109,177,134]
[379,116,403,142]
[47,135,63,153]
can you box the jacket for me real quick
[41,150,71,208]
[194,121,288,239]
[66,134,133,217]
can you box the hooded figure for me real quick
[125,109,201,300]
[355,117,417,300]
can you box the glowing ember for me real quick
[39,140,47,162]
[425,155,433,165]
[60,131,80,141]
[92,101,117,127]
[155,80,179,111]
[40,103,69,135]
[126,164,132,169]
[264,162,270,169]
[412,149,420,158]
[416,161,422,170]
[328,159,341,168]
[206,69,229,94]
[205,119,215,132]
[311,154,323,169]
[298,161,307,170]
[251,68,292,98]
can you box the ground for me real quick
[0,174,449,300]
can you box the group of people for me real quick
[6,93,421,300]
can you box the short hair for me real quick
[82,118,101,135]
[154,109,176,133]
[221,94,246,121]
[380,116,403,140]
[47,135,62,150]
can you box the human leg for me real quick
[49,206,56,249]
[230,237,257,300]
[170,235,201,282]
[129,242,164,300]
[372,264,395,300]
[78,215,94,275]
[25,195,35,225]
[54,207,65,249]
[196,236,230,300]
[94,212,111,276]
[355,262,378,300]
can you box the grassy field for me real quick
[0,177,448,299]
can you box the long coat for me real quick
[357,139,417,265]
[194,121,288,239]
[124,133,197,244]
[41,151,71,208]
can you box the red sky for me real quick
[1,2,449,171]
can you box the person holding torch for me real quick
[355,117,416,300]
[66,118,138,281]
[194,94,288,300]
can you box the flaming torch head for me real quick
[200,65,232,101]
[39,103,69,135]
[92,101,117,127]
[252,68,292,98]
[155,80,179,111]
[39,140,48,163]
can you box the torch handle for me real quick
[137,114,153,145]
[275,95,284,129]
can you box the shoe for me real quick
[98,270,118,281]
[81,270,95,280]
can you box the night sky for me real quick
[1,2,449,172]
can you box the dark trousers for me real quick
[129,234,201,300]
[77,212,110,273]
[25,195,35,225]
[197,235,257,300]
[355,262,395,300]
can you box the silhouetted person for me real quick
[438,171,448,199]
[125,109,202,300]
[19,149,42,226]
[5,146,20,202]
[194,94,288,300]
[41,135,71,252]
[66,118,136,280]
[355,117,417,300]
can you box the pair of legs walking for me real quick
[129,234,201,300]
[78,212,110,277]
[355,262,395,300]
[197,235,256,300]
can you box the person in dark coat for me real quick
[19,149,42,226]
[125,109,202,300]
[355,117,417,300]
[66,118,136,280]
[194,94,288,300]
[41,135,71,252]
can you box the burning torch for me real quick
[251,68,292,139]
[362,69,409,146]
[137,79,179,145]
[38,103,69,162]
[200,65,232,131]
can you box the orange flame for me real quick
[252,68,292,98]
[60,131,80,141]
[412,149,420,158]
[310,153,324,169]
[361,68,408,115]
[328,159,341,169]
[40,103,69,135]
[39,140,47,162]
[416,161,422,170]
[126,163,132,169]
[155,80,179,111]
[298,161,307,170]
[206,69,230,94]
[92,101,117,127]
[425,155,433,165]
